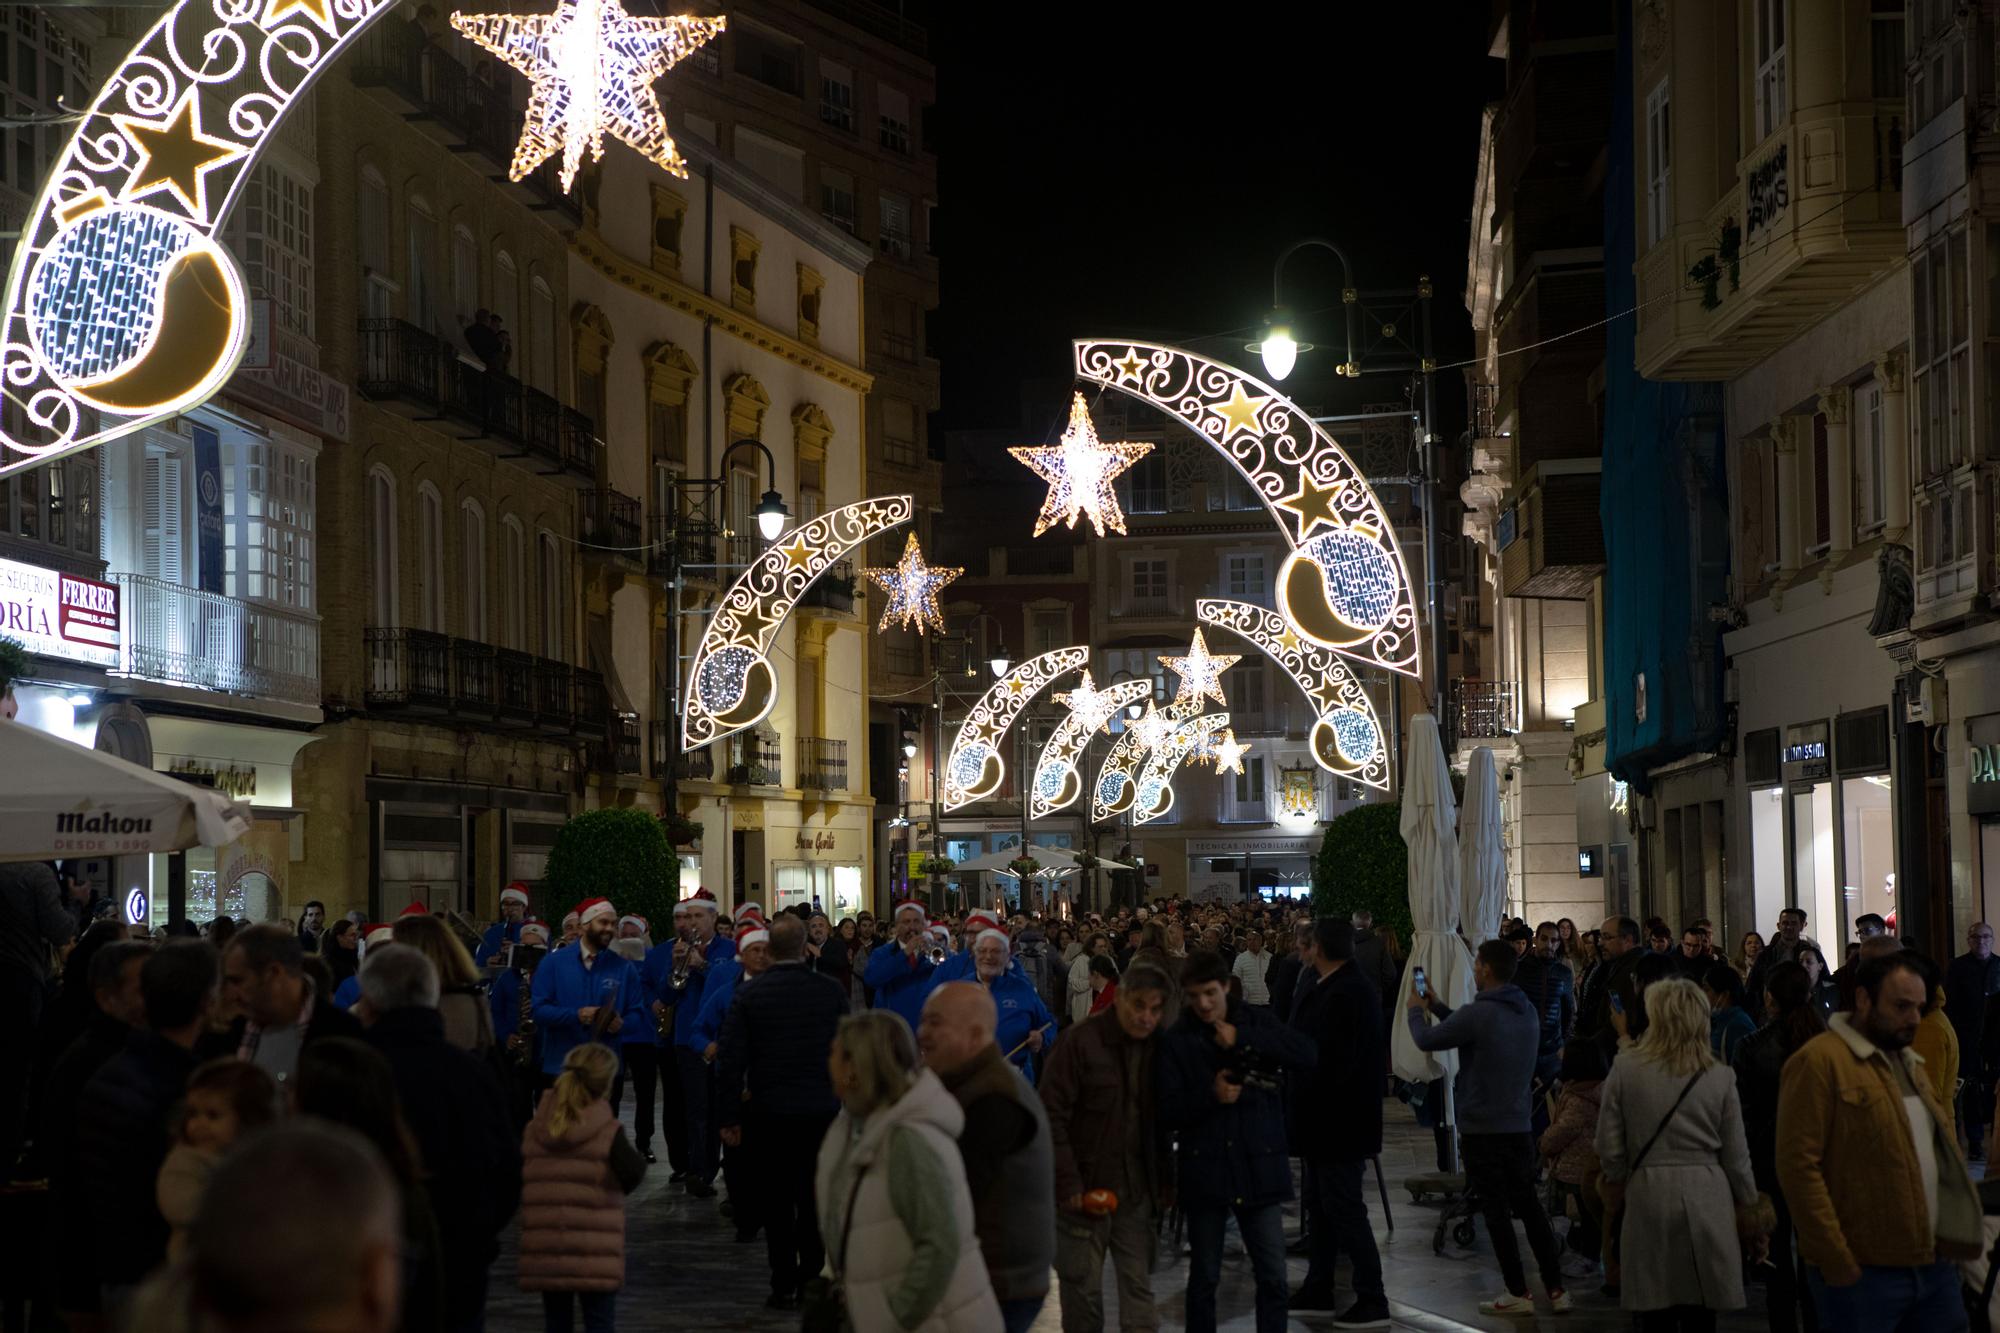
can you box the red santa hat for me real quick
[963,908,1002,934]
[733,901,766,925]
[397,901,429,917]
[575,898,618,928]
[672,900,692,918]
[619,914,649,936]
[974,928,1011,953]
[499,883,532,908]
[893,900,928,923]
[362,923,394,946]
[518,919,551,945]
[736,922,771,950]
[560,909,580,929]
[926,923,952,946]
[684,888,719,915]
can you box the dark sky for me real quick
[928,6,1500,436]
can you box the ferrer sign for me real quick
[0,555,120,668]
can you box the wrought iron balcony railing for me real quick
[580,489,642,562]
[363,627,603,734]
[1449,678,1521,744]
[799,736,848,792]
[113,573,321,707]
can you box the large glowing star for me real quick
[863,533,962,635]
[1213,729,1250,777]
[1091,698,1199,822]
[1009,392,1154,538]
[1031,677,1152,819]
[1132,714,1232,826]
[684,496,912,751]
[1160,628,1240,710]
[452,0,723,192]
[942,647,1088,811]
[1197,598,1389,790]
[1074,341,1419,677]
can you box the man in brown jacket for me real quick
[1039,963,1173,1333]
[1775,951,1982,1331]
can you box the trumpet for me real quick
[670,928,693,990]
[927,944,948,966]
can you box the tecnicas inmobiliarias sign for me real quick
[0,555,120,668]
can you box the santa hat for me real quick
[975,928,1011,953]
[397,901,429,917]
[619,914,649,935]
[518,919,551,945]
[733,901,766,925]
[737,923,771,950]
[500,883,532,908]
[672,900,691,918]
[893,900,928,923]
[926,923,952,946]
[560,910,580,930]
[362,923,394,946]
[575,898,618,928]
[684,888,719,915]
[964,908,1002,934]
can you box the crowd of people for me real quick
[8,849,2000,1333]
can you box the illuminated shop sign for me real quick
[0,555,120,668]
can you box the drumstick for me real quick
[1003,1022,1056,1062]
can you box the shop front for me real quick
[1967,714,2000,923]
[1184,834,1320,904]
[770,821,869,921]
[1743,709,1897,946]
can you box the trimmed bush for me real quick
[1312,801,1412,939]
[541,807,678,929]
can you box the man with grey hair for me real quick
[357,943,519,1330]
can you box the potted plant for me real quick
[915,854,955,878]
[1073,851,1100,872]
[659,810,703,847]
[1008,855,1041,879]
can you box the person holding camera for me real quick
[1159,950,1316,1333]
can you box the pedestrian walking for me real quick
[1732,959,1825,1333]
[217,923,362,1094]
[1947,923,2000,1158]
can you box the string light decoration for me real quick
[1160,628,1240,709]
[450,0,723,192]
[1090,698,1199,822]
[1008,392,1155,537]
[1031,677,1152,819]
[684,496,912,752]
[1198,598,1389,790]
[1132,713,1232,826]
[1213,729,1250,777]
[1074,340,1419,677]
[863,533,962,635]
[943,647,1089,810]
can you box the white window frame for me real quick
[1911,227,1968,482]
[1223,754,1267,823]
[878,84,912,154]
[1645,79,1672,248]
[538,530,563,660]
[451,223,479,329]
[1856,380,1886,536]
[878,190,912,260]
[460,499,487,642]
[405,194,438,334]
[819,61,854,131]
[1127,556,1169,614]
[501,516,527,651]
[1754,0,1787,143]
[416,482,444,632]
[229,162,316,339]
[1222,550,1269,601]
[368,466,399,628]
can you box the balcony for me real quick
[588,710,642,774]
[356,319,596,482]
[797,559,856,614]
[727,732,783,786]
[113,574,321,707]
[799,736,848,793]
[580,489,642,568]
[1636,103,1904,380]
[1497,461,1605,599]
[1449,678,1521,746]
[647,513,719,578]
[349,21,579,219]
[649,720,716,782]
[363,628,603,733]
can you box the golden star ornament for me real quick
[1009,393,1154,538]
[451,0,724,193]
[114,90,249,219]
[1213,729,1250,776]
[864,534,962,635]
[1160,628,1240,708]
[1055,671,1120,735]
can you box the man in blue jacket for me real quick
[529,898,644,1083]
[474,882,532,964]
[931,908,1015,984]
[967,928,1055,1078]
[1408,937,1569,1318]
[1161,948,1317,1333]
[862,900,937,1027]
[657,890,732,1197]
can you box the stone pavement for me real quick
[488,1098,1778,1332]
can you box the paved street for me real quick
[488,1101,1774,1332]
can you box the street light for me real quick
[712,438,790,542]
[754,490,789,540]
[901,732,919,760]
[1247,237,1361,382]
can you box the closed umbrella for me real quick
[1390,712,1476,1086]
[0,720,252,858]
[1458,746,1508,945]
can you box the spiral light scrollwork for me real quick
[942,646,1088,812]
[1030,677,1152,819]
[1131,713,1232,827]
[1090,697,1199,823]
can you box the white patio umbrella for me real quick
[1458,746,1508,945]
[0,720,252,858]
[1390,712,1477,1086]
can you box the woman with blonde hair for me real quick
[813,1010,1000,1332]
[392,912,494,1052]
[1595,977,1761,1332]
[519,1042,648,1332]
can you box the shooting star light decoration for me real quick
[1132,713,1232,825]
[1091,697,1200,822]
[943,647,1089,810]
[1160,628,1240,709]
[1198,598,1389,790]
[863,533,962,635]
[1031,676,1153,818]
[1008,392,1155,537]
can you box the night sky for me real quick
[927,6,1499,438]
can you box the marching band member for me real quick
[971,929,1057,1078]
[475,882,532,964]
[529,899,644,1086]
[863,900,939,1029]
[664,889,732,1198]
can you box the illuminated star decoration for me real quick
[1129,701,1176,752]
[864,533,962,635]
[1054,670,1121,735]
[1009,392,1154,537]
[1213,729,1250,776]
[1160,628,1240,709]
[113,89,249,219]
[451,0,725,193]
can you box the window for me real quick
[1222,551,1268,600]
[1912,227,1968,480]
[538,532,563,660]
[1910,0,1964,131]
[881,297,917,362]
[1122,451,1168,514]
[1809,412,1830,554]
[1645,79,1671,248]
[650,399,686,469]
[1753,0,1786,142]
[223,437,315,609]
[143,449,186,583]
[368,468,398,627]
[529,278,556,394]
[492,251,519,340]
[1870,1,1905,100]
[417,484,444,632]
[878,85,911,154]
[358,167,392,318]
[1228,662,1266,729]
[1210,468,1261,512]
[1225,755,1267,822]
[1856,380,1886,533]
[733,23,800,95]
[451,225,479,328]
[501,517,527,650]
[460,501,487,641]
[733,127,803,201]
[819,61,853,131]
[405,196,438,332]
[819,168,856,233]
[1029,607,1068,655]
[882,398,918,468]
[878,190,911,260]
[228,163,315,339]
[1128,557,1169,613]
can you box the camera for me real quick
[1221,1044,1284,1094]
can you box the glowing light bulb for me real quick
[1259,327,1298,381]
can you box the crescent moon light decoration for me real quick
[1132,713,1232,827]
[1074,340,1420,679]
[1030,677,1153,819]
[1197,598,1390,791]
[942,646,1089,812]
[683,495,912,752]
[1090,697,1200,822]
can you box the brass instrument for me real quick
[514,965,536,1067]
[669,928,693,991]
[927,943,948,966]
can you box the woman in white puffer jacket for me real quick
[815,1010,1002,1333]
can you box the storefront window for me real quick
[945,838,982,864]
[774,863,865,918]
[1791,784,1837,950]
[1750,787,1786,935]
[1840,774,1895,933]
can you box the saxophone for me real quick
[670,928,693,990]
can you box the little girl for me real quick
[519,1042,648,1332]
[158,1058,278,1259]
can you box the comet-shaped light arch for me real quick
[942,646,1087,811]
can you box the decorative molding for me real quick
[796,263,824,348]
[792,401,832,464]
[572,302,615,375]
[721,371,770,442]
[729,224,760,315]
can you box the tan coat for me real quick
[517,1096,624,1292]
[1775,1014,1982,1274]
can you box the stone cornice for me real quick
[571,230,874,396]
